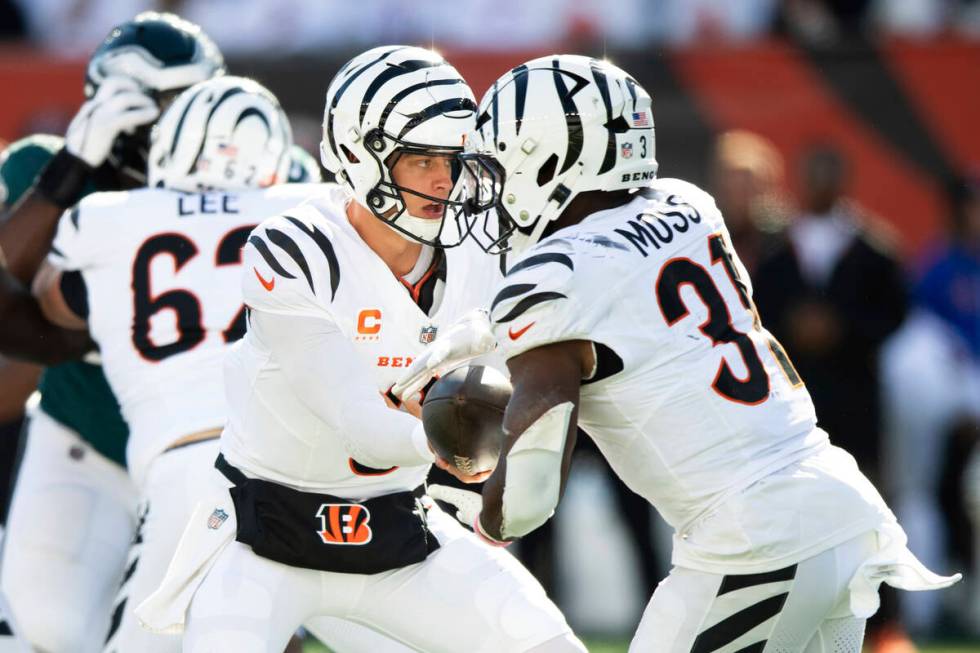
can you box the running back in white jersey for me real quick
[221,185,502,499]
[490,178,892,573]
[47,183,320,486]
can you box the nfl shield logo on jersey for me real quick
[621,142,633,159]
[207,508,229,530]
[419,325,438,344]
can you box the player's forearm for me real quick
[0,357,42,422]
[0,270,92,364]
[0,191,68,285]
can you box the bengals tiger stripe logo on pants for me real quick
[316,503,373,545]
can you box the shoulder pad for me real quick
[242,207,341,318]
[490,242,586,359]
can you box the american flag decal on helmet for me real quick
[631,111,650,127]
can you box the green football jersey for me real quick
[1,135,129,465]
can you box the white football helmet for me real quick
[320,45,477,247]
[148,76,293,192]
[459,55,658,256]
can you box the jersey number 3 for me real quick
[656,234,801,405]
[131,226,255,362]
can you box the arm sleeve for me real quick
[251,308,434,469]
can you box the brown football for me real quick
[421,365,512,475]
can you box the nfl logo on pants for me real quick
[207,508,229,530]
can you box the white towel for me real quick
[135,490,237,634]
[848,520,962,619]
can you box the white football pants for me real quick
[183,501,583,653]
[629,531,880,652]
[1,409,138,653]
[104,439,427,653]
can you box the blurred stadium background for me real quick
[0,1,978,651]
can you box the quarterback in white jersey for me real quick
[431,55,961,653]
[154,46,583,653]
[32,77,407,653]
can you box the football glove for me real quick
[427,484,509,547]
[64,76,159,168]
[392,309,497,401]
[427,484,482,527]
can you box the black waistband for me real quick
[214,453,438,573]
[215,453,426,500]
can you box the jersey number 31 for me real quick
[656,234,802,405]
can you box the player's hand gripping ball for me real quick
[421,365,511,477]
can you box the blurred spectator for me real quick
[0,0,24,40]
[710,129,790,276]
[755,145,907,485]
[753,144,912,651]
[870,0,948,37]
[776,0,873,44]
[639,0,778,44]
[13,0,154,55]
[883,173,980,635]
[880,178,980,635]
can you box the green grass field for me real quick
[304,639,980,652]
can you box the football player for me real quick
[0,14,220,653]
[32,73,416,653]
[140,46,585,653]
[430,55,961,652]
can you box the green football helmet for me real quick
[85,12,226,186]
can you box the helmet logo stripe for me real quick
[378,78,464,132]
[358,59,443,126]
[168,86,208,158]
[512,65,529,136]
[396,98,477,140]
[190,87,246,170]
[550,60,589,175]
[590,63,618,175]
[326,47,407,161]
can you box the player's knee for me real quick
[526,632,587,653]
[12,597,90,653]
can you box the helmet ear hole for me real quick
[340,144,359,164]
[536,154,558,187]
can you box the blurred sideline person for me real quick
[139,46,583,653]
[709,129,789,277]
[0,14,223,652]
[752,145,912,651]
[882,174,980,636]
[428,54,959,652]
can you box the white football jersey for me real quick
[48,184,321,487]
[221,185,501,499]
[490,178,893,574]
